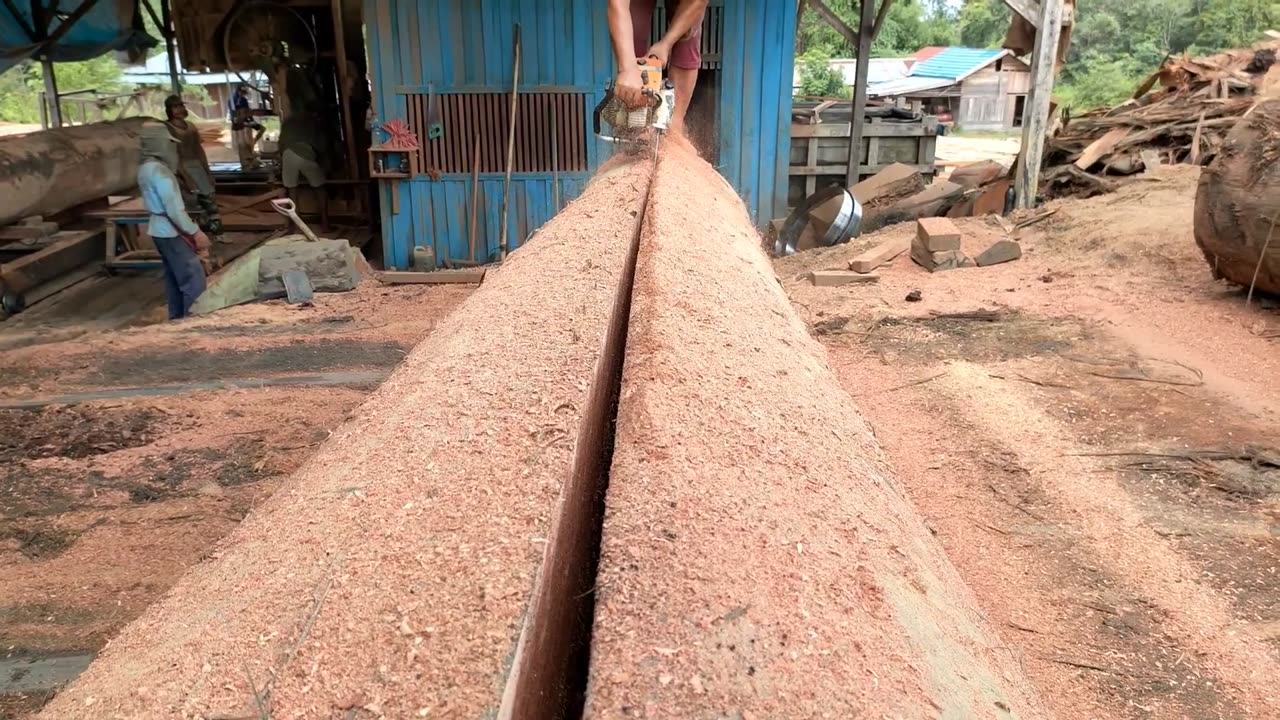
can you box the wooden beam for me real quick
[808,0,858,49]
[1002,0,1073,29]
[33,0,101,56]
[1003,0,1040,26]
[158,0,179,94]
[2,0,36,40]
[845,0,877,186]
[871,0,893,42]
[1015,0,1065,209]
[41,56,60,127]
[332,0,360,180]
[378,269,486,285]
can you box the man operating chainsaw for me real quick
[608,0,707,136]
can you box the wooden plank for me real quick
[219,189,285,215]
[791,122,933,139]
[1015,0,1066,209]
[789,163,934,177]
[378,269,487,285]
[1190,111,1206,164]
[1073,127,1130,169]
[848,235,911,273]
[808,270,881,287]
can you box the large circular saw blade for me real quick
[222,1,317,93]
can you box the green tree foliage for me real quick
[958,0,1010,48]
[0,56,127,124]
[798,47,849,98]
[795,1,960,58]
[1055,0,1278,111]
[796,0,1280,111]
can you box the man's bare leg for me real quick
[669,65,698,137]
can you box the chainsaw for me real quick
[593,55,676,150]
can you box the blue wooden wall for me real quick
[364,0,797,269]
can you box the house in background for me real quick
[121,53,265,121]
[869,47,1030,132]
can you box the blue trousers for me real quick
[153,235,207,319]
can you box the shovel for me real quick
[271,198,320,242]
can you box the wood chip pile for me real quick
[1042,40,1280,199]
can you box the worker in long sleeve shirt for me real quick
[137,122,211,320]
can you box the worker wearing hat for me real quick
[163,95,225,242]
[138,121,212,320]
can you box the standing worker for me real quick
[279,109,330,228]
[163,95,226,242]
[607,0,707,136]
[229,84,266,170]
[138,122,211,320]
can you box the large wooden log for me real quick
[40,160,653,719]
[584,139,1047,718]
[1194,101,1280,295]
[0,118,149,227]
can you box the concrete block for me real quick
[976,239,1023,267]
[917,217,962,252]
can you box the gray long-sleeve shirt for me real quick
[138,159,199,238]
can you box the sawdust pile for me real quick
[40,162,652,719]
[585,138,1046,717]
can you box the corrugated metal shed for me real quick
[364,0,797,269]
[910,47,1009,81]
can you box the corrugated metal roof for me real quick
[910,46,946,62]
[120,53,264,87]
[910,47,1009,81]
[867,76,954,98]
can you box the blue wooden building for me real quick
[364,0,798,269]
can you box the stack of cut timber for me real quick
[912,216,970,272]
[1043,40,1280,198]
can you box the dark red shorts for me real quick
[631,0,704,70]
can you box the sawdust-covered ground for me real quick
[0,281,471,717]
[783,164,1280,719]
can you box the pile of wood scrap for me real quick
[859,159,1012,234]
[788,162,1017,266]
[1043,40,1280,198]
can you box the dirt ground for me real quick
[0,280,471,717]
[779,164,1280,718]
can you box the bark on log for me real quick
[0,118,149,227]
[1194,101,1280,295]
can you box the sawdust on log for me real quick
[40,161,654,719]
[585,138,1046,717]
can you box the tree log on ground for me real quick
[1193,100,1280,295]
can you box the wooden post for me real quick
[41,57,62,128]
[845,0,877,187]
[331,0,360,180]
[1015,0,1065,209]
[158,0,181,95]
